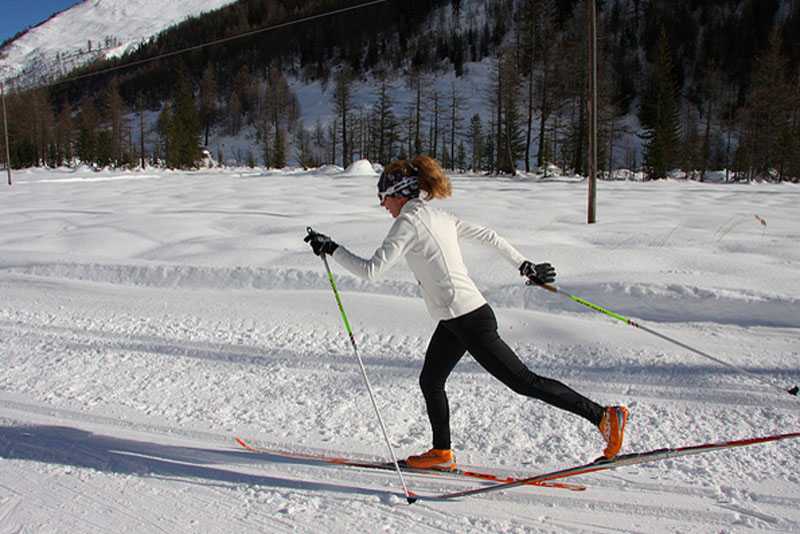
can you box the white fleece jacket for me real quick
[332,198,527,321]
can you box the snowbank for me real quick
[341,159,378,177]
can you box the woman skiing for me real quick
[304,156,628,469]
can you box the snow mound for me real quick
[5,260,796,328]
[486,281,800,328]
[316,164,344,175]
[1,261,420,296]
[341,159,378,177]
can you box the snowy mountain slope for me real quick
[0,0,239,85]
[1,167,799,532]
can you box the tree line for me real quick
[1,0,799,181]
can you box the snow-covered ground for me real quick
[1,166,799,533]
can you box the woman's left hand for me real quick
[519,260,556,284]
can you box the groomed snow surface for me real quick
[1,166,799,533]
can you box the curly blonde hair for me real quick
[383,155,452,200]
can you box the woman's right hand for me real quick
[304,228,339,256]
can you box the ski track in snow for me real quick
[1,169,799,532]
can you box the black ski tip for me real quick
[789,386,799,396]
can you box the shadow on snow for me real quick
[0,424,392,499]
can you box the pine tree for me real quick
[6,91,35,169]
[496,50,524,175]
[742,29,793,180]
[228,93,243,136]
[166,67,201,169]
[428,89,441,158]
[519,0,558,172]
[695,63,724,181]
[272,127,287,168]
[447,83,466,170]
[456,141,467,171]
[313,118,326,159]
[77,96,98,165]
[156,104,171,165]
[372,74,396,164]
[295,122,318,169]
[640,28,681,179]
[232,64,255,120]
[103,79,125,165]
[37,91,52,166]
[408,69,426,156]
[329,119,337,165]
[333,68,353,166]
[217,144,225,167]
[401,103,416,159]
[261,66,298,168]
[199,64,218,147]
[557,11,589,176]
[468,113,483,172]
[135,97,147,169]
[55,101,74,166]
[681,106,703,179]
[95,130,113,168]
[784,73,800,181]
[482,131,495,173]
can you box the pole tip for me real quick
[789,386,799,396]
[406,496,417,504]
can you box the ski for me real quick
[418,431,800,501]
[233,437,585,492]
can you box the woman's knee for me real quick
[504,369,545,396]
[419,370,445,395]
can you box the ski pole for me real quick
[527,278,799,399]
[310,228,416,503]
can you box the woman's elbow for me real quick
[363,265,383,281]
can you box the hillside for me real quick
[0,0,239,86]
[1,0,800,180]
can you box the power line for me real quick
[12,0,388,91]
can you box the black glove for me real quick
[304,228,339,256]
[520,260,556,284]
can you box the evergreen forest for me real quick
[1,0,799,181]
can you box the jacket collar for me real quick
[400,197,423,215]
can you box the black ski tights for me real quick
[419,304,605,449]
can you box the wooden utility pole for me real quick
[1,82,11,186]
[139,98,146,170]
[587,0,597,223]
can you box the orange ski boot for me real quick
[405,448,456,470]
[598,406,629,460]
